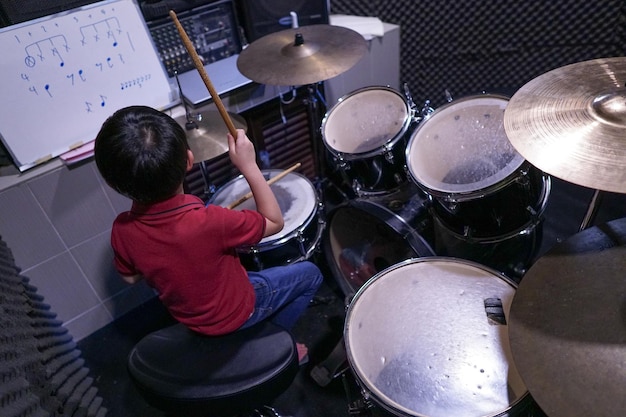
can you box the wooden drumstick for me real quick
[169,10,238,138]
[227,163,302,209]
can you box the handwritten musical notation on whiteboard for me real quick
[0,0,175,171]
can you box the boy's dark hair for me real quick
[94,106,189,204]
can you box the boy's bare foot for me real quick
[296,343,309,364]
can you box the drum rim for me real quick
[323,198,435,297]
[343,257,527,417]
[321,85,413,159]
[208,169,320,250]
[405,94,524,200]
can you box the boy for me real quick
[94,105,322,360]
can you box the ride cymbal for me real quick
[237,24,367,86]
[503,57,626,193]
[509,217,626,417]
[176,111,247,162]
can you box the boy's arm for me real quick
[121,274,143,284]
[228,129,284,237]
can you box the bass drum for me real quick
[344,257,537,417]
[323,183,434,297]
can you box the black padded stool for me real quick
[127,321,299,417]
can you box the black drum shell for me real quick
[432,163,550,238]
[321,86,416,196]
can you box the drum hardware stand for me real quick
[310,336,349,387]
[310,338,374,416]
[342,372,375,416]
[175,71,217,201]
[579,189,603,231]
[303,82,330,194]
[403,82,435,123]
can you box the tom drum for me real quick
[322,86,415,196]
[405,94,550,277]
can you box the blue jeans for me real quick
[240,260,323,331]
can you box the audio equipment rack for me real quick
[144,0,242,78]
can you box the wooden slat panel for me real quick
[184,86,325,200]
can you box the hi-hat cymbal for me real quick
[503,57,626,193]
[176,111,247,162]
[237,24,368,86]
[509,217,626,417]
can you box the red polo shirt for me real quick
[111,193,265,335]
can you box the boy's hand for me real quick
[228,129,258,174]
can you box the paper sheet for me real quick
[330,14,385,40]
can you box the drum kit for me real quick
[174,19,626,417]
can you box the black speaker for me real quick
[236,0,329,43]
[0,0,98,27]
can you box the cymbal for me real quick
[509,217,626,417]
[175,111,247,162]
[503,57,626,193]
[237,24,367,86]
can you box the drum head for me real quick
[210,170,317,245]
[345,258,528,417]
[322,86,411,156]
[406,95,525,198]
[324,198,433,297]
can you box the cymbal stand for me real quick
[175,71,215,201]
[579,189,603,231]
[302,82,328,191]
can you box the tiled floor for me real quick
[77,176,626,417]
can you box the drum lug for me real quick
[250,248,264,271]
[526,204,538,218]
[516,166,531,184]
[352,178,364,196]
[335,154,350,170]
[295,229,306,256]
[446,200,459,213]
[382,144,394,164]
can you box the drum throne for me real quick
[127,321,299,416]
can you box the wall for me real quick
[0,159,155,342]
[330,0,626,107]
[0,79,297,341]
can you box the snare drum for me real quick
[344,257,531,417]
[322,86,414,196]
[209,169,323,271]
[323,183,434,297]
[405,94,550,238]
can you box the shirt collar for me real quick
[130,194,205,217]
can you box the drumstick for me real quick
[227,163,302,209]
[169,10,237,138]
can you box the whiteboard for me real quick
[0,0,175,171]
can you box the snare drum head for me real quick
[210,170,317,245]
[406,95,525,197]
[322,87,410,155]
[345,258,527,417]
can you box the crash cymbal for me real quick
[176,111,247,162]
[237,24,367,86]
[509,217,626,417]
[503,57,626,193]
